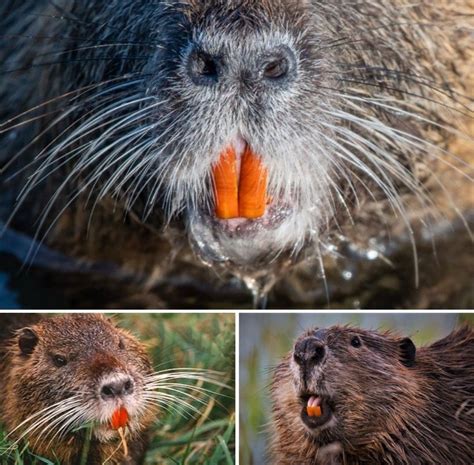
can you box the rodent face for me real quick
[281,326,417,445]
[143,0,333,266]
[2,1,467,277]
[10,315,154,443]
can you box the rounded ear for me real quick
[18,328,39,356]
[399,337,416,367]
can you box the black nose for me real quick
[187,48,220,86]
[260,45,296,83]
[294,337,326,367]
[100,376,134,400]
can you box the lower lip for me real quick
[211,204,293,235]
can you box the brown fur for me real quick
[0,314,155,465]
[270,325,474,464]
[0,0,472,308]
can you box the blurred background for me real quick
[0,312,235,465]
[239,312,473,465]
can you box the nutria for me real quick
[0,314,155,465]
[0,1,472,307]
[270,325,474,464]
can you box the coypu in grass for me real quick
[270,325,474,464]
[0,314,225,464]
[0,0,472,307]
[0,314,154,464]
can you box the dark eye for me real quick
[350,336,362,348]
[53,355,67,367]
[118,338,125,350]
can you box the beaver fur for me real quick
[270,325,474,464]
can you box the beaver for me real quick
[270,324,474,464]
[0,0,472,307]
[0,314,155,465]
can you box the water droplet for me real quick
[367,249,379,260]
[242,274,277,309]
[342,270,353,281]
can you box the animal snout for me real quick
[294,337,326,367]
[100,374,134,400]
[186,44,297,87]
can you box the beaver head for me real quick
[290,327,417,439]
[272,325,424,463]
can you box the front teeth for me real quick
[306,396,322,417]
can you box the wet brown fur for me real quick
[0,0,472,307]
[270,325,474,464]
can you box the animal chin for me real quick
[94,416,134,442]
[94,423,122,442]
[188,203,304,268]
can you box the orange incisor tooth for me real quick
[212,147,239,219]
[212,145,268,219]
[110,406,129,430]
[306,405,322,417]
[238,146,268,219]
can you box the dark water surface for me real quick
[0,217,472,309]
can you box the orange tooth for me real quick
[306,405,322,417]
[212,146,239,219]
[238,146,268,219]
[110,407,129,430]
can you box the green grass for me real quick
[0,313,235,465]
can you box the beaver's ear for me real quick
[399,337,416,367]
[18,328,39,356]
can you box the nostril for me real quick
[124,379,134,394]
[187,49,220,86]
[311,346,325,363]
[101,384,117,399]
[261,46,296,83]
[294,351,303,365]
[263,57,290,80]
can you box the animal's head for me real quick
[273,325,420,450]
[8,315,154,445]
[4,0,467,274]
